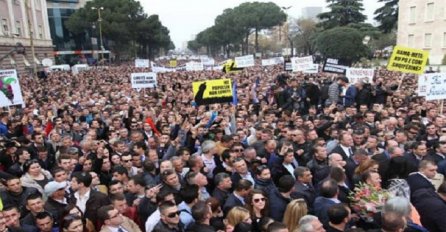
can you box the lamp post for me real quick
[91,6,104,61]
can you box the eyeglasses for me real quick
[166,211,180,218]
[253,198,266,203]
[233,149,244,152]
[122,159,132,163]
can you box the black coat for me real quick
[407,173,435,196]
[411,188,446,232]
[268,189,291,221]
[330,145,353,161]
[223,193,244,215]
[314,197,337,227]
[291,181,316,210]
[69,189,110,230]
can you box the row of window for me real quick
[407,32,446,48]
[1,18,43,39]
[409,2,440,23]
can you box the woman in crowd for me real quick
[20,159,52,195]
[225,207,252,232]
[60,214,84,232]
[60,204,96,232]
[7,148,31,177]
[283,199,308,232]
[245,189,269,231]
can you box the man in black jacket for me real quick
[187,201,216,232]
[223,179,252,215]
[0,176,39,216]
[411,182,446,232]
[43,181,68,223]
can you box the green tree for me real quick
[317,0,367,29]
[314,27,369,62]
[374,0,399,33]
[292,18,318,55]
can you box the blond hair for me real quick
[225,206,250,227]
[283,199,308,232]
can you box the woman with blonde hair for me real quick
[225,206,251,232]
[283,198,308,232]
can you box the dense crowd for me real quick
[0,62,444,232]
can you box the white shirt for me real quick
[201,154,216,178]
[283,163,295,179]
[340,144,352,158]
[106,226,128,232]
[145,209,160,232]
[74,189,90,214]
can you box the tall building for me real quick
[0,0,53,73]
[397,0,446,65]
[301,7,322,21]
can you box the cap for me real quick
[44,181,67,196]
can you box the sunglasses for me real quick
[167,211,180,218]
[253,198,266,203]
[122,159,132,163]
[233,149,243,152]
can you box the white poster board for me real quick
[261,57,284,66]
[303,64,319,74]
[235,55,255,68]
[0,69,24,107]
[131,72,157,89]
[418,74,429,97]
[291,56,313,72]
[346,68,375,83]
[425,73,446,100]
[135,59,150,68]
[72,64,89,75]
[186,62,204,71]
[201,57,215,66]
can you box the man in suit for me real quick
[407,160,437,194]
[223,179,252,215]
[330,132,354,161]
[70,172,110,230]
[292,167,316,210]
[405,141,428,173]
[98,205,142,232]
[411,182,446,232]
[231,158,255,185]
[212,173,232,207]
[314,179,340,227]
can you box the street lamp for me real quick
[91,6,104,61]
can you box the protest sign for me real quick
[135,59,150,68]
[235,55,255,68]
[291,56,313,72]
[192,79,233,105]
[186,62,204,71]
[0,69,24,107]
[284,61,292,72]
[322,58,350,74]
[425,73,446,100]
[346,68,375,84]
[303,64,319,74]
[262,57,284,66]
[201,57,215,66]
[169,59,177,68]
[131,72,157,89]
[417,74,429,97]
[387,45,429,74]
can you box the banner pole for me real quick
[441,100,444,115]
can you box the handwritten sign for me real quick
[346,68,374,83]
[291,56,314,72]
[387,45,429,74]
[135,59,150,68]
[262,57,284,66]
[418,74,429,97]
[131,72,157,89]
[425,73,446,100]
[0,69,24,107]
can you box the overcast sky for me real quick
[139,0,381,49]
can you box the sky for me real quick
[139,0,381,49]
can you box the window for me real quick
[408,34,415,48]
[38,25,43,39]
[426,2,435,21]
[424,33,432,48]
[2,19,8,34]
[410,6,417,23]
[15,20,21,36]
[443,32,446,47]
[36,0,41,10]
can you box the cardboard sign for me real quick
[131,72,157,89]
[291,56,313,72]
[418,74,429,97]
[0,69,24,107]
[201,57,215,66]
[303,64,319,74]
[262,57,284,66]
[135,59,150,68]
[387,45,429,74]
[346,68,375,83]
[425,73,446,100]
[192,79,233,105]
[235,55,255,68]
[284,61,292,72]
[169,59,177,68]
[186,62,204,71]
[322,58,350,74]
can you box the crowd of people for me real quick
[0,61,444,232]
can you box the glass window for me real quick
[16,20,21,36]
[424,33,432,48]
[443,32,446,47]
[410,6,416,23]
[408,34,415,48]
[426,2,435,21]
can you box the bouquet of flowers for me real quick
[349,182,390,222]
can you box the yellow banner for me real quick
[192,79,233,105]
[387,45,429,74]
[169,59,177,68]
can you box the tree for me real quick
[314,27,369,63]
[292,18,318,55]
[317,0,367,29]
[374,0,399,33]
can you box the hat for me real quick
[44,181,67,196]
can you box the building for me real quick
[397,0,446,65]
[301,7,322,21]
[0,0,53,73]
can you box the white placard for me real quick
[131,72,157,89]
[135,59,150,68]
[291,56,313,72]
[303,64,319,74]
[201,57,215,66]
[0,69,24,107]
[235,55,255,68]
[261,57,284,66]
[425,73,446,100]
[186,62,204,71]
[346,68,375,84]
[418,74,429,97]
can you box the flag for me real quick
[232,81,238,105]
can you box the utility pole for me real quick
[92,6,104,61]
[25,0,36,77]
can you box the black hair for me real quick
[71,172,92,188]
[328,203,349,224]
